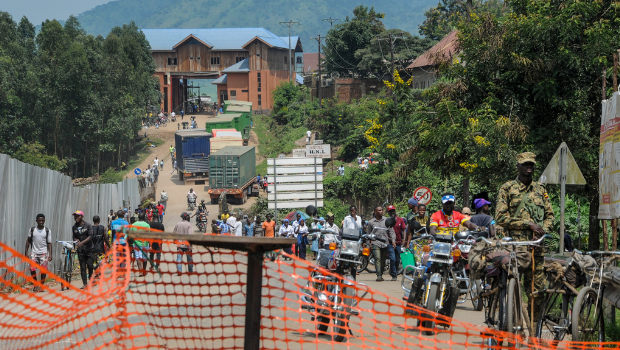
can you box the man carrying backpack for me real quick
[72,210,95,289]
[91,215,110,255]
[24,214,52,292]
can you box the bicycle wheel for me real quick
[506,278,528,345]
[62,253,73,289]
[536,292,570,341]
[572,287,604,342]
[469,275,484,311]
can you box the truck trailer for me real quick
[207,146,258,204]
[174,129,212,184]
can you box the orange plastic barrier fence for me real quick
[0,238,618,349]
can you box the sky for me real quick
[2,0,111,24]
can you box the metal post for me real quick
[577,198,582,250]
[244,251,264,350]
[273,159,277,223]
[559,144,566,253]
[314,157,318,208]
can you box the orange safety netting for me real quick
[0,238,618,350]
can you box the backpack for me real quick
[29,227,50,248]
[91,225,107,253]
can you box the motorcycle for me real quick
[404,228,461,335]
[451,231,484,311]
[197,212,208,232]
[299,206,377,342]
[188,196,196,210]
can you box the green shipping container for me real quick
[223,100,253,112]
[205,115,237,133]
[225,105,252,133]
[209,146,256,189]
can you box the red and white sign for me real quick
[413,187,432,205]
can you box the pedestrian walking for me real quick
[153,157,159,169]
[24,214,52,292]
[496,152,555,321]
[180,109,184,120]
[387,205,406,280]
[153,166,159,184]
[148,220,164,272]
[160,159,164,171]
[262,214,276,237]
[156,201,165,223]
[160,191,168,211]
[131,213,150,277]
[244,218,255,237]
[149,167,154,186]
[366,206,396,282]
[91,215,110,254]
[174,213,194,275]
[171,159,178,174]
[72,210,95,289]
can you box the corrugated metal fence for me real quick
[0,154,139,278]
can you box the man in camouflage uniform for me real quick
[496,152,555,320]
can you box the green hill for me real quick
[76,0,437,51]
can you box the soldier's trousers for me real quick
[517,245,545,322]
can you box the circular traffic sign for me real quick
[413,187,432,205]
[134,168,142,175]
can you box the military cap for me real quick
[517,152,536,164]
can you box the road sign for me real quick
[313,139,323,145]
[292,149,306,158]
[134,168,142,175]
[413,187,432,205]
[306,144,331,158]
[539,142,586,254]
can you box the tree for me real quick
[355,29,435,79]
[419,0,505,40]
[13,142,67,171]
[323,5,385,75]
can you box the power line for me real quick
[310,34,327,107]
[377,33,404,102]
[279,20,301,83]
[322,17,341,29]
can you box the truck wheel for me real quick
[211,198,218,205]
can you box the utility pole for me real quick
[377,33,404,102]
[311,34,326,107]
[279,20,301,83]
[322,17,341,29]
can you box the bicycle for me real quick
[571,249,620,343]
[56,241,78,291]
[476,235,547,348]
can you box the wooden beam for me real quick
[614,53,618,92]
[613,218,618,251]
[127,232,295,253]
[603,69,607,100]
[603,220,609,251]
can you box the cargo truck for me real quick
[205,113,251,145]
[174,129,212,184]
[207,146,259,204]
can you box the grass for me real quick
[98,137,164,184]
[253,114,305,176]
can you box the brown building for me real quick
[406,31,459,89]
[142,28,303,112]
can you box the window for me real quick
[167,57,177,66]
[284,56,288,64]
[257,73,261,92]
[230,90,237,97]
[242,90,249,93]
[211,57,220,65]
[197,57,201,60]
[296,56,302,64]
[258,94,261,107]
[190,57,194,60]
[236,57,245,63]
[256,53,260,57]
[255,41,259,46]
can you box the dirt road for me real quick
[125,113,259,231]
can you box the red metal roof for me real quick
[407,31,459,69]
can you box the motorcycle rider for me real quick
[191,205,208,229]
[429,193,479,235]
[187,188,197,207]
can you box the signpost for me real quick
[267,157,324,211]
[539,142,586,253]
[134,168,142,176]
[306,144,331,158]
[413,187,433,205]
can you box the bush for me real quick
[98,168,124,184]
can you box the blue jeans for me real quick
[387,245,397,278]
[177,248,193,273]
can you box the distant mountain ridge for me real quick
[75,0,437,51]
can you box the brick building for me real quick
[142,28,303,113]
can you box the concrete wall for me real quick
[410,67,437,89]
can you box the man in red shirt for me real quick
[156,201,165,223]
[387,205,407,280]
[430,193,479,235]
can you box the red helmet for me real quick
[387,205,396,211]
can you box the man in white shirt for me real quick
[306,130,312,144]
[342,205,362,231]
[24,214,52,292]
[229,216,242,236]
